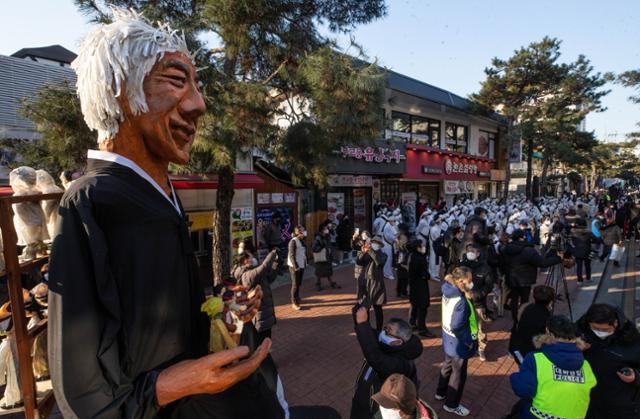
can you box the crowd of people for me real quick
[229,190,640,419]
[7,8,637,419]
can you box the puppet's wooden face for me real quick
[127,52,205,165]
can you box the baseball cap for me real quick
[371,374,417,415]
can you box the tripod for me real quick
[544,263,574,322]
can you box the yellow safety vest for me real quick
[530,352,597,419]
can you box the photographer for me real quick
[233,249,279,344]
[576,304,640,419]
[503,230,561,325]
[356,236,388,331]
[569,218,595,283]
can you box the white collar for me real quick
[87,150,181,215]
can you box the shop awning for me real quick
[171,173,264,190]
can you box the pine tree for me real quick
[74,0,388,286]
[472,38,610,199]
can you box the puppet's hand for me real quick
[156,339,271,406]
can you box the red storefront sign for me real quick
[404,146,495,181]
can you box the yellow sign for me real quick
[188,211,213,231]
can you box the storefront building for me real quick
[377,70,507,224]
[324,139,407,232]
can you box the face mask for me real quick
[465,282,474,291]
[379,406,403,419]
[466,252,477,261]
[322,229,329,235]
[378,330,401,346]
[303,231,308,238]
[371,243,381,251]
[251,258,258,267]
[418,246,426,254]
[591,328,614,339]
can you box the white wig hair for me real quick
[72,7,192,144]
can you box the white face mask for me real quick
[378,330,401,346]
[465,282,474,291]
[251,258,258,267]
[418,246,426,254]
[466,252,477,261]
[322,229,329,235]
[591,328,614,339]
[371,243,381,251]
[303,231,308,238]
[379,406,403,419]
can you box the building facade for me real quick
[324,70,507,230]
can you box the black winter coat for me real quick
[336,218,354,252]
[312,233,333,277]
[350,321,423,419]
[508,302,551,357]
[577,310,640,419]
[463,215,487,246]
[357,249,388,306]
[569,227,594,259]
[408,251,430,309]
[459,259,494,309]
[502,241,561,287]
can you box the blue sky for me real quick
[2,0,639,141]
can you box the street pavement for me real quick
[270,264,520,419]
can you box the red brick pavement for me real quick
[269,265,520,419]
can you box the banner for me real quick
[401,192,417,231]
[327,192,345,223]
[231,207,254,251]
[256,207,294,261]
[510,139,522,163]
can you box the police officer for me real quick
[510,315,597,419]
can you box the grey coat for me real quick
[232,250,278,331]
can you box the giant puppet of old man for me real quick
[48,9,286,419]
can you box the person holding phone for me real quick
[576,304,640,419]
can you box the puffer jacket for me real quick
[232,250,278,331]
[510,336,594,419]
[441,282,477,359]
[569,227,593,259]
[503,240,561,287]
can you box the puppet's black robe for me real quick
[48,159,284,419]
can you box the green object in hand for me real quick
[201,296,223,318]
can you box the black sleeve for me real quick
[48,192,160,419]
[528,248,561,268]
[368,249,387,266]
[354,323,412,378]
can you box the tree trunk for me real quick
[540,157,551,195]
[525,137,534,200]
[590,164,597,192]
[212,164,235,287]
[502,118,515,200]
